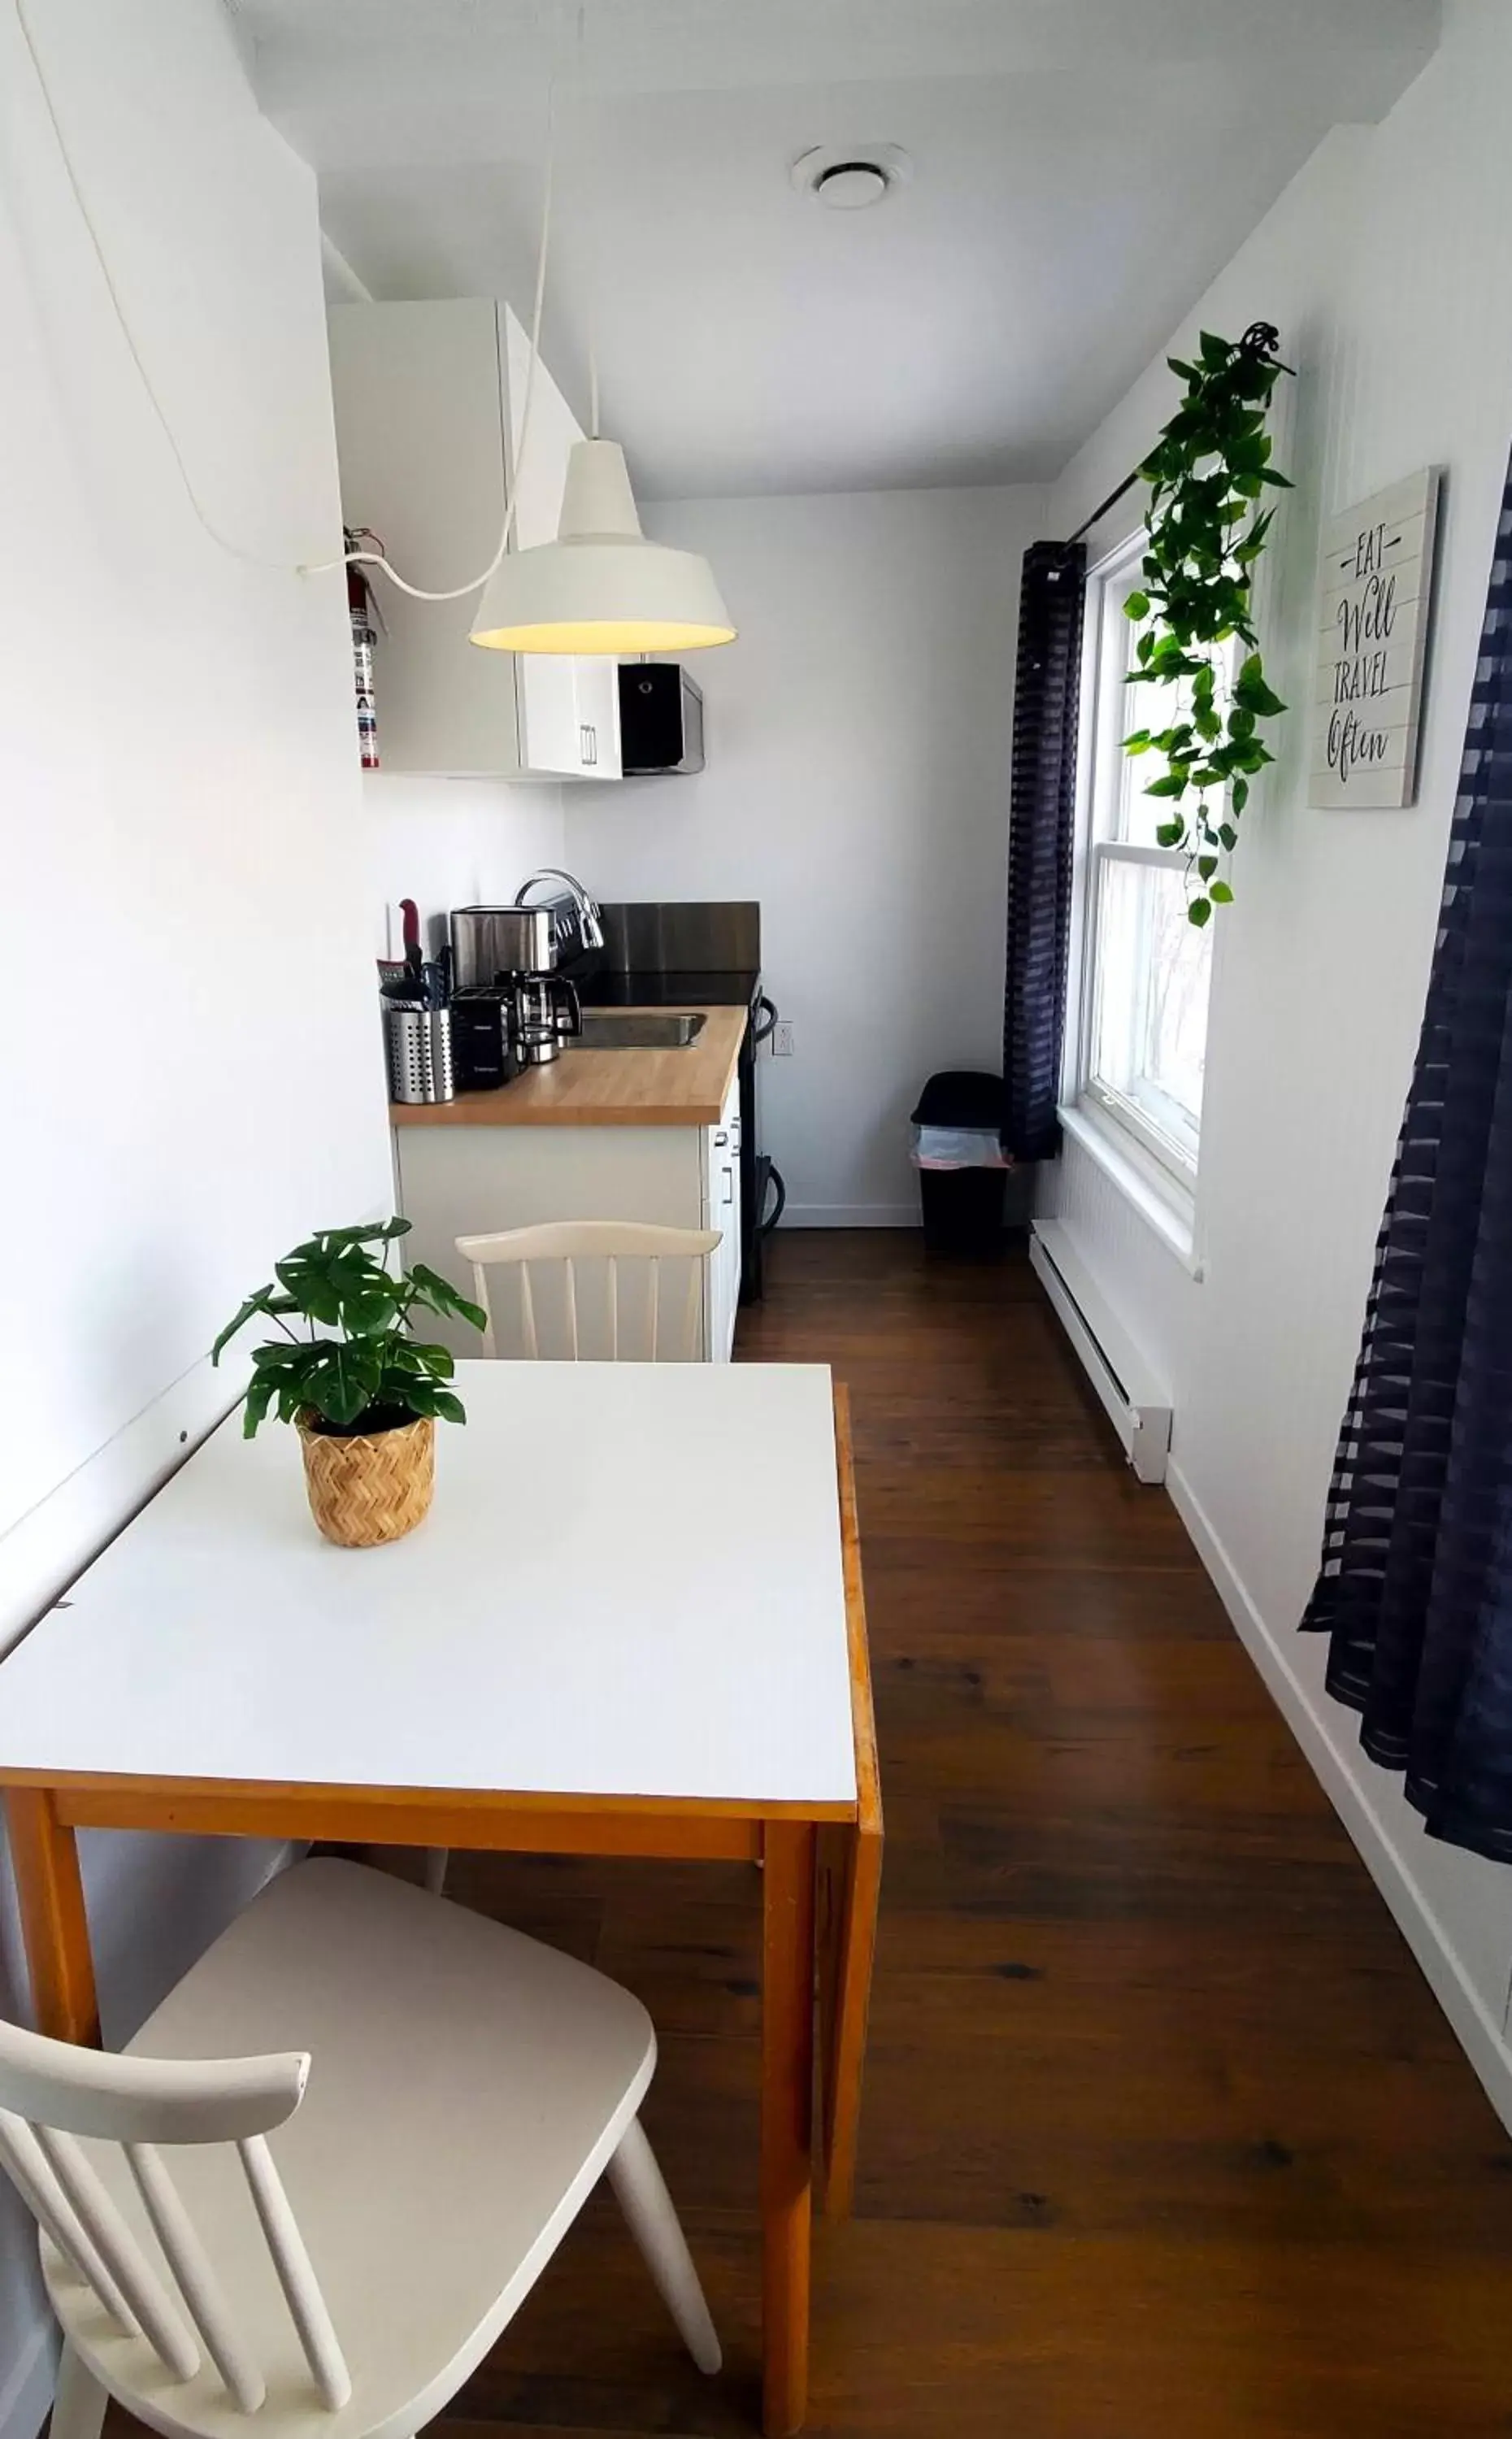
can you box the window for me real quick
[1074,541,1215,1187]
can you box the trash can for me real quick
[910,1071,1011,1255]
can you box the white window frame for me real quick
[1067,532,1217,1202]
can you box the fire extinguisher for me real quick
[345,527,380,770]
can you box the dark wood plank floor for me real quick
[113,1233,1512,2438]
[433,1233,1512,2438]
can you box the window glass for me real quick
[1088,856,1210,1168]
[1077,543,1215,1185]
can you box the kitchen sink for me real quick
[574,1011,708,1050]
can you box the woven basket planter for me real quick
[297,1411,435,1548]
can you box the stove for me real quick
[572,903,783,1302]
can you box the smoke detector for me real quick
[791,145,913,211]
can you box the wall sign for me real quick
[1310,467,1440,809]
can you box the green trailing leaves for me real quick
[1123,326,1292,916]
[214,1220,485,1439]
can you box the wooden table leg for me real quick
[819,1815,882,2216]
[815,1821,846,2177]
[6,1789,100,2046]
[762,1819,816,2438]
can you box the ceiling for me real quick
[226,0,1440,500]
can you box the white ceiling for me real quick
[227,0,1440,500]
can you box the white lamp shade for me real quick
[471,438,736,654]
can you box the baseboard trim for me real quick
[0,2322,55,2439]
[1028,1220,1171,1484]
[780,1206,919,1228]
[1166,1455,1512,2133]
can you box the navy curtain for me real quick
[1003,541,1086,1161]
[1302,453,1512,1863]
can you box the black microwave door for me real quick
[619,665,688,773]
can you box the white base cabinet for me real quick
[396,1082,741,1363]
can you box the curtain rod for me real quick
[1060,324,1289,553]
[1064,468,1140,550]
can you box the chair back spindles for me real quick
[127,2141,265,2411]
[0,2013,341,2415]
[519,1260,539,1360]
[238,2135,352,2411]
[0,2110,139,2336]
[456,1222,722,1364]
[34,2123,202,2382]
[565,1256,580,1360]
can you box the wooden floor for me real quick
[113,1233,1512,2437]
[427,1233,1512,2438]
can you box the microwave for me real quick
[618,663,705,776]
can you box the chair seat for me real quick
[44,1859,656,2439]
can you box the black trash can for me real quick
[910,1071,1010,1256]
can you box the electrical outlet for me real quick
[771,1020,795,1058]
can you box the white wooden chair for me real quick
[0,1858,719,2439]
[456,1220,722,1364]
[427,1223,723,1897]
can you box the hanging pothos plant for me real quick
[1122,323,1294,926]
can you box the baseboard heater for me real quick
[1028,1220,1172,1485]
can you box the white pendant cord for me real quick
[11,0,553,602]
[576,0,600,444]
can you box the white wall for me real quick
[366,773,566,959]
[566,485,1045,1222]
[0,5,394,2426]
[1041,0,1512,2117]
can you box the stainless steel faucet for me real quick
[513,867,606,951]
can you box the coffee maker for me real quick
[450,904,584,1071]
[508,970,582,1065]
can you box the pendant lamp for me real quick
[470,437,735,655]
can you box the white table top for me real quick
[0,1364,858,1812]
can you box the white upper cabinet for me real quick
[328,300,621,782]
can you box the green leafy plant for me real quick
[212,1219,486,1439]
[1121,323,1293,925]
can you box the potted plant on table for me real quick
[213,1219,486,1548]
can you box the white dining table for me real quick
[0,1359,881,2438]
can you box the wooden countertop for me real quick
[392,1004,745,1128]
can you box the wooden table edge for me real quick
[0,1771,854,1863]
[0,1766,856,1815]
[832,1385,882,1841]
[821,1384,884,2222]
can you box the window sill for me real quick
[1056,1100,1203,1278]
